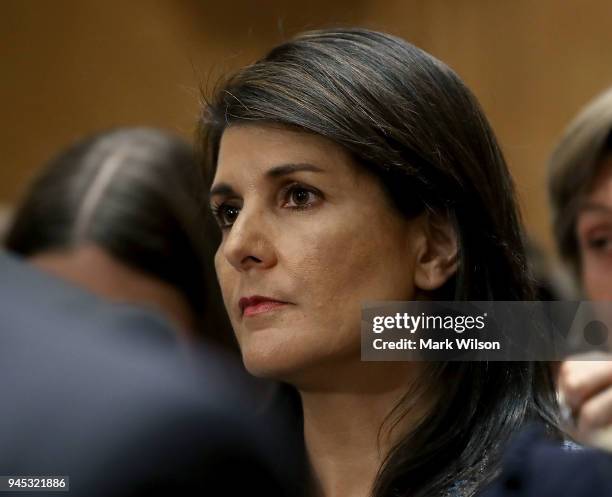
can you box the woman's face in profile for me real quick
[211,125,422,385]
[577,154,612,299]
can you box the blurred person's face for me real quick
[30,245,195,338]
[210,125,454,387]
[576,154,612,300]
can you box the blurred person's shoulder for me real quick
[0,250,301,497]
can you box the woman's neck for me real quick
[298,361,433,497]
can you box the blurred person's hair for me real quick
[549,87,612,281]
[4,127,233,348]
[198,28,562,497]
[0,205,12,242]
[525,237,575,300]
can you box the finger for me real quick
[558,354,612,408]
[576,386,612,440]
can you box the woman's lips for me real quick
[243,301,288,317]
[239,296,290,317]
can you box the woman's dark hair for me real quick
[197,28,562,497]
[5,127,232,348]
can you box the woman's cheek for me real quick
[583,256,612,300]
[214,259,238,321]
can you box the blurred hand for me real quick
[558,352,612,448]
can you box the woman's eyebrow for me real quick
[266,163,324,178]
[209,183,236,197]
[210,163,324,196]
[579,202,612,215]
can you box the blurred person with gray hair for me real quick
[4,127,232,347]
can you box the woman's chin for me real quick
[241,351,304,381]
[238,347,329,387]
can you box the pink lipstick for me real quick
[239,296,289,317]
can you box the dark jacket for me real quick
[0,251,302,497]
[478,425,612,497]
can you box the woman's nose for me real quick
[221,206,277,272]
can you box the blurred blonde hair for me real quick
[549,87,612,280]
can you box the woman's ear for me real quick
[412,211,458,292]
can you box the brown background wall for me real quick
[2,0,612,256]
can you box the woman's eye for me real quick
[587,236,612,252]
[212,204,241,229]
[282,184,321,209]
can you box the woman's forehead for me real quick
[213,125,360,185]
